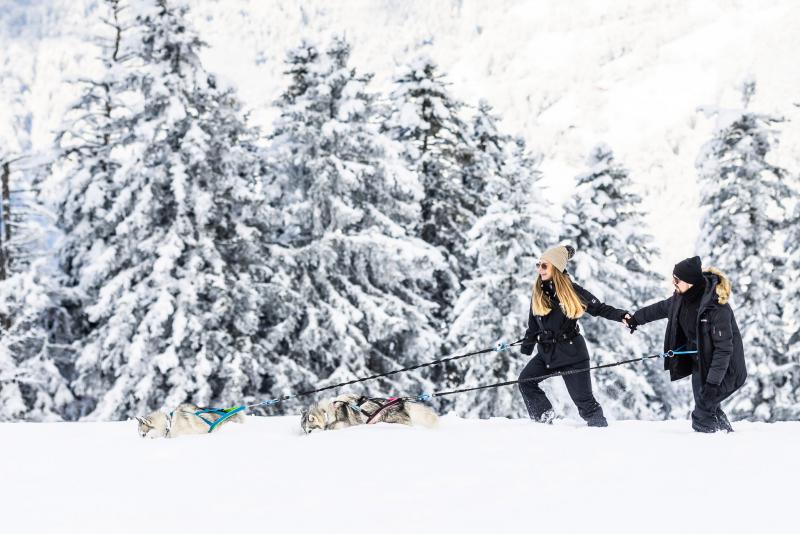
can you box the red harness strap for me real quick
[365,397,403,424]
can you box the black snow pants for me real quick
[691,362,735,433]
[518,355,605,423]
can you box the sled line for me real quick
[247,338,525,409]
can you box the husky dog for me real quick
[300,393,438,434]
[136,403,245,439]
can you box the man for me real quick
[625,256,747,432]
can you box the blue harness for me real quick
[193,406,246,433]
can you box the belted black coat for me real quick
[632,268,746,395]
[521,282,627,369]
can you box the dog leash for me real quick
[410,349,698,402]
[246,339,524,410]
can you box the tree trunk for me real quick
[1,160,10,282]
[1,160,10,331]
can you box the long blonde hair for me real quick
[531,268,586,319]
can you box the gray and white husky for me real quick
[136,403,245,439]
[300,393,438,434]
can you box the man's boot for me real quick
[716,410,734,433]
[585,408,608,427]
[692,416,718,433]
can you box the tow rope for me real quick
[410,349,697,402]
[246,339,524,409]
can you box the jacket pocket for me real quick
[550,336,589,368]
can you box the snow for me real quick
[0,5,798,525]
[1,415,796,533]
[186,0,800,268]
[6,0,800,270]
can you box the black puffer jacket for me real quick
[632,268,747,395]
[521,280,627,368]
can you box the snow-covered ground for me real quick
[2,415,797,534]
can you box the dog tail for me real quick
[406,402,439,428]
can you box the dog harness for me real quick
[335,396,405,425]
[365,397,404,424]
[193,406,246,433]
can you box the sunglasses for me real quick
[536,262,550,270]
[672,275,683,284]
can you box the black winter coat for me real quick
[521,282,627,369]
[632,269,747,395]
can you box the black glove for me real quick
[701,383,721,404]
[520,340,535,356]
[623,313,639,334]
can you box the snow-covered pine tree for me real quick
[383,54,493,404]
[696,81,794,421]
[0,60,36,285]
[560,144,683,419]
[0,340,22,419]
[0,154,76,425]
[0,264,76,421]
[0,49,75,421]
[49,0,267,420]
[784,173,800,420]
[1,160,53,280]
[0,154,76,424]
[447,101,558,416]
[383,53,483,322]
[260,37,445,413]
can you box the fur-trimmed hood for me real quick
[703,267,731,305]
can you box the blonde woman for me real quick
[519,244,631,426]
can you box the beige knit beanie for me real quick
[539,245,576,273]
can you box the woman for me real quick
[519,244,630,427]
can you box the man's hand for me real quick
[622,313,639,334]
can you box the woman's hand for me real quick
[622,313,638,334]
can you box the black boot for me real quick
[585,410,608,427]
[692,419,718,433]
[716,410,734,433]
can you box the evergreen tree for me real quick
[50,0,266,419]
[696,82,794,420]
[0,156,76,423]
[784,176,800,420]
[560,144,684,419]
[0,43,74,421]
[383,54,492,402]
[447,115,558,417]
[1,60,35,285]
[261,37,445,412]
[0,265,76,421]
[383,53,483,321]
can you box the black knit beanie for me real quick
[673,256,704,285]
